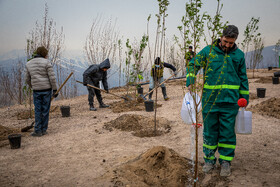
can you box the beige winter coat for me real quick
[25,57,57,91]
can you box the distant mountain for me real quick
[0,49,126,95]
[2,45,277,94]
[0,49,26,62]
[245,45,279,69]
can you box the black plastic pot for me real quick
[268,67,272,71]
[137,87,144,95]
[257,88,266,98]
[60,106,70,117]
[8,134,22,149]
[274,71,280,77]
[272,77,279,84]
[144,100,154,112]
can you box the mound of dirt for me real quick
[109,100,162,113]
[104,114,171,137]
[254,76,273,83]
[249,97,280,119]
[0,125,19,141]
[93,146,204,186]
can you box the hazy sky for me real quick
[0,0,280,55]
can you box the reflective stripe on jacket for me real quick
[186,41,249,104]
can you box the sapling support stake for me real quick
[154,80,159,136]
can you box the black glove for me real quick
[83,82,87,86]
[52,90,59,98]
[105,89,109,93]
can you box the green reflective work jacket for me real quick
[186,41,249,105]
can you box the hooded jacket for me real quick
[83,58,110,90]
[186,39,249,105]
[25,56,57,91]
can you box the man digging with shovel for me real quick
[83,58,111,111]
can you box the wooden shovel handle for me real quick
[76,80,127,100]
[51,72,74,101]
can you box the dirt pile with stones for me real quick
[249,97,280,119]
[0,125,19,141]
[109,100,162,113]
[254,76,273,84]
[103,114,171,137]
[93,146,205,187]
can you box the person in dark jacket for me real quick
[83,58,110,111]
[149,57,177,100]
[25,46,58,137]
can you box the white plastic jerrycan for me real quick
[235,107,252,134]
[181,92,201,125]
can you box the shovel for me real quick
[50,72,74,112]
[76,80,129,101]
[142,73,176,99]
[21,121,35,132]
[51,72,74,101]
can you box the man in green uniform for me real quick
[186,25,249,176]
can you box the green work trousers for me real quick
[202,103,239,164]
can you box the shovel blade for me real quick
[21,122,35,132]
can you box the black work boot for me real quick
[148,88,153,100]
[161,87,169,100]
[99,102,109,108]
[89,104,97,111]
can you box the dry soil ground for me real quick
[0,69,280,186]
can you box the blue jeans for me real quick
[33,90,52,133]
[149,76,165,89]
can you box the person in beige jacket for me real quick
[25,46,58,137]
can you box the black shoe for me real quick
[90,106,97,111]
[31,132,42,137]
[99,103,109,108]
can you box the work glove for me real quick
[83,82,87,86]
[174,71,178,76]
[105,89,109,93]
[52,90,59,98]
